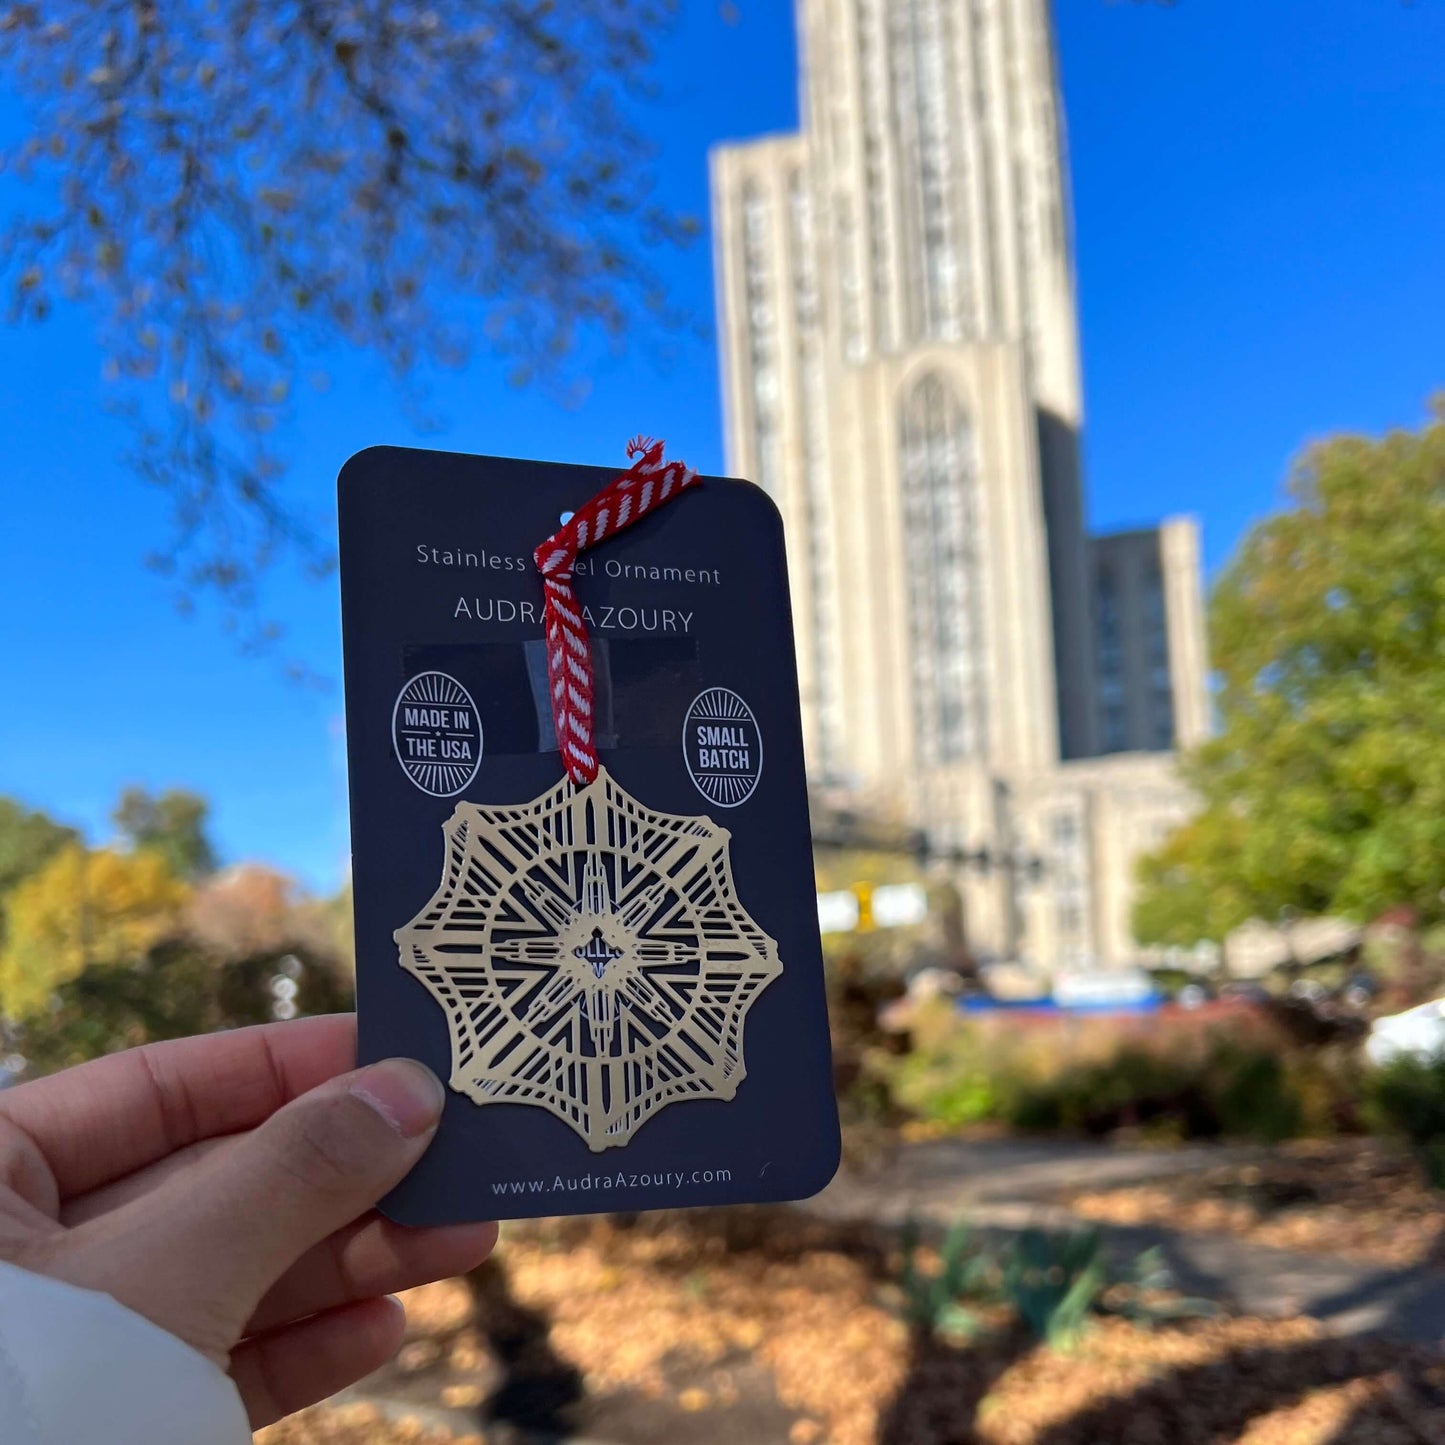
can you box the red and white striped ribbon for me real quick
[533,437,699,784]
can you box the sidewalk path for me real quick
[807,1136,1445,1346]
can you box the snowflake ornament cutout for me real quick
[395,767,782,1151]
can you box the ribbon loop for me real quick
[533,440,699,783]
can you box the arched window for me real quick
[900,375,987,763]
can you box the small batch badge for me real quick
[684,687,763,807]
[338,438,839,1223]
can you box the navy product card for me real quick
[338,446,840,1224]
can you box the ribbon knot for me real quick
[533,440,699,783]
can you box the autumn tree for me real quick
[1134,399,1445,945]
[0,788,355,1070]
[0,842,190,1020]
[187,860,352,979]
[0,1,693,639]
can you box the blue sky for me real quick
[1,0,1441,891]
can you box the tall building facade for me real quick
[711,0,1209,971]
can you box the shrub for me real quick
[884,1005,1040,1129]
[897,1218,991,1338]
[882,1004,1341,1144]
[1365,1053,1445,1189]
[1001,1227,1110,1349]
[1208,1042,1303,1143]
[1006,1046,1195,1136]
[998,1037,1309,1142]
[896,1219,1218,1351]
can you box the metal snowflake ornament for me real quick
[395,767,783,1151]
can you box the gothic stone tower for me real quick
[711,0,1207,971]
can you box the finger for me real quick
[36,1057,446,1360]
[231,1295,407,1428]
[0,1014,357,1200]
[246,1215,497,1335]
[62,1135,233,1226]
[64,1135,493,1336]
[0,1111,63,1218]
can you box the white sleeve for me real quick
[0,1259,252,1445]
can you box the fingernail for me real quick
[350,1058,446,1138]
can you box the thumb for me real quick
[49,1058,445,1361]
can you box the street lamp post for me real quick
[910,832,1046,960]
[810,808,1046,963]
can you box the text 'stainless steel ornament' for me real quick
[394,441,783,1150]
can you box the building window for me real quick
[998,0,1039,370]
[741,179,780,497]
[1051,809,1089,965]
[890,0,969,342]
[836,197,867,362]
[967,0,1001,334]
[789,168,841,776]
[1143,563,1174,750]
[855,0,894,351]
[900,374,987,764]
[1095,563,1127,752]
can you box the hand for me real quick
[0,1014,496,1427]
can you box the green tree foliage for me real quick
[18,938,353,1076]
[0,1,693,635]
[113,786,216,880]
[0,796,76,902]
[1135,400,1445,944]
[1365,1052,1445,1190]
[1132,813,1264,949]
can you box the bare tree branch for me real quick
[0,0,697,648]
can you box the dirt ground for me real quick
[255,1206,1445,1445]
[1064,1139,1445,1269]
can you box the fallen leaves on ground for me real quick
[257,1204,1445,1445]
[254,1400,481,1444]
[1068,1140,1445,1268]
[498,1214,908,1445]
[971,1320,1445,1445]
